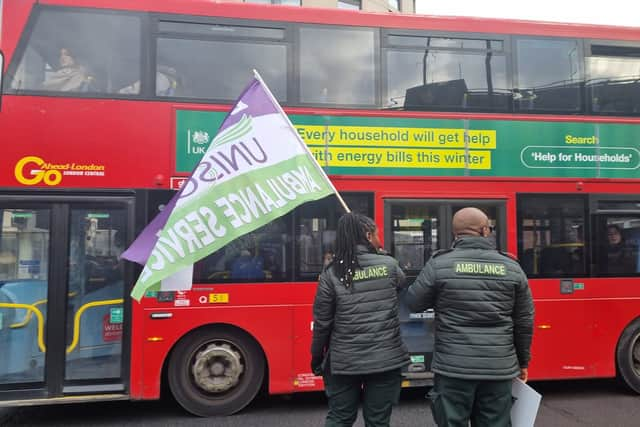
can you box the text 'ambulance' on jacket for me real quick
[311,244,410,375]
[407,236,534,380]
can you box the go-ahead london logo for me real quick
[14,155,105,186]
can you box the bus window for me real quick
[68,210,126,297]
[8,8,141,95]
[587,44,640,115]
[0,208,50,385]
[194,216,291,283]
[599,220,639,275]
[295,193,373,281]
[65,208,126,381]
[390,205,440,274]
[518,195,587,277]
[156,21,287,101]
[593,209,640,276]
[514,38,584,113]
[385,34,509,112]
[299,26,376,106]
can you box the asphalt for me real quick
[0,407,14,424]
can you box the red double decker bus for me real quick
[1,0,640,416]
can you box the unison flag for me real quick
[124,73,340,301]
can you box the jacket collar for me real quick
[452,236,495,250]
[356,243,376,255]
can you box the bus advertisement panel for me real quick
[175,111,640,180]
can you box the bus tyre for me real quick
[168,327,265,416]
[616,318,640,394]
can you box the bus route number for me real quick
[208,293,229,304]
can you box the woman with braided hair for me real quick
[311,212,409,427]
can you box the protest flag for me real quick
[122,71,347,301]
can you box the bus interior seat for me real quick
[518,85,582,112]
[589,80,640,114]
[463,91,512,110]
[539,246,570,275]
[520,248,536,275]
[404,79,468,110]
[539,246,584,275]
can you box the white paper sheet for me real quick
[160,266,194,291]
[511,378,542,427]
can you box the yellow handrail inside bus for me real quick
[9,298,47,328]
[0,302,46,352]
[8,291,78,329]
[66,299,124,354]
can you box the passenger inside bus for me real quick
[323,250,334,267]
[42,47,93,92]
[603,224,638,274]
[230,246,265,281]
[537,225,584,276]
[118,66,180,96]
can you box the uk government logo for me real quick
[15,155,106,186]
[187,129,211,155]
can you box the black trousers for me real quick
[429,374,513,427]
[322,367,403,427]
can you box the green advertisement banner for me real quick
[176,111,640,179]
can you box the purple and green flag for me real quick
[122,73,341,301]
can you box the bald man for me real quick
[407,207,534,427]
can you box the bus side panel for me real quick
[131,304,298,399]
[129,297,148,399]
[292,304,325,392]
[1,0,34,64]
[2,98,175,190]
[530,279,640,380]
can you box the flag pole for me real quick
[253,70,350,214]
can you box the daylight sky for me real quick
[415,0,638,28]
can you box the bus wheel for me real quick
[168,327,265,416]
[617,318,640,394]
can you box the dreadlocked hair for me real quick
[332,212,377,288]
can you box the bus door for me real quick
[0,195,132,402]
[383,199,506,386]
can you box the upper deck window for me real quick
[385,33,508,111]
[337,0,361,10]
[299,26,375,106]
[244,0,302,5]
[8,8,141,95]
[388,35,503,51]
[158,21,285,39]
[587,44,640,115]
[514,38,584,113]
[156,20,288,101]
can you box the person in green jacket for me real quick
[311,212,409,427]
[407,207,534,427]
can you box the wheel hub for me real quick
[192,343,244,393]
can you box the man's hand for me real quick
[519,368,529,382]
[311,356,323,376]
